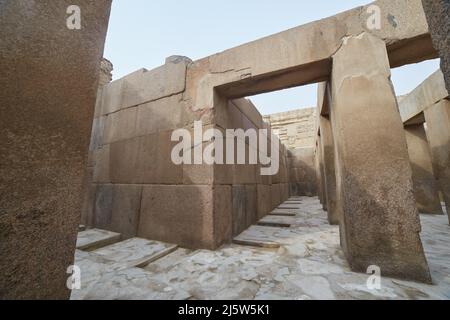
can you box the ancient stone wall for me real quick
[83,57,290,249]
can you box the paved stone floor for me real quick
[71,197,450,300]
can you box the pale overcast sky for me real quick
[104,0,440,115]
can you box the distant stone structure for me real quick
[263,108,316,149]
[264,108,318,197]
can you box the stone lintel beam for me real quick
[399,70,448,124]
[202,0,437,101]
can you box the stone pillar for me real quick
[316,138,327,208]
[330,32,431,283]
[421,0,450,93]
[320,115,339,225]
[424,99,450,222]
[314,143,324,205]
[404,124,444,215]
[0,1,112,299]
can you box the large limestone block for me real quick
[135,131,183,184]
[138,185,231,249]
[331,32,431,283]
[0,0,111,299]
[103,107,138,144]
[136,94,197,136]
[104,131,182,184]
[404,124,443,215]
[94,184,143,239]
[109,137,140,183]
[100,57,190,116]
[424,100,450,222]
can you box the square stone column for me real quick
[424,99,450,222]
[330,32,431,283]
[404,124,443,215]
[316,138,327,208]
[0,1,112,299]
[320,115,339,225]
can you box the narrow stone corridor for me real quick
[72,197,450,300]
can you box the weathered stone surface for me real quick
[404,124,443,215]
[330,32,431,283]
[0,0,111,299]
[421,0,450,93]
[424,99,450,222]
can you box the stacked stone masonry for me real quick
[83,57,291,250]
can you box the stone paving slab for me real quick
[233,225,288,247]
[78,267,191,300]
[92,238,178,269]
[76,229,121,251]
[270,208,299,215]
[258,216,295,228]
[278,204,302,210]
[269,210,297,217]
